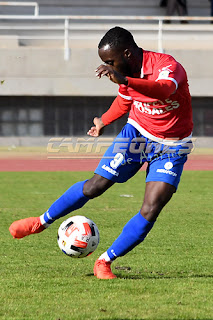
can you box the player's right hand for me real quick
[87,117,105,137]
[95,64,128,85]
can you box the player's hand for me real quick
[95,64,128,85]
[87,117,105,137]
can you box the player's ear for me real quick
[124,49,132,60]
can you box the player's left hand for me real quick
[87,117,105,137]
[95,64,128,85]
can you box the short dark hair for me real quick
[98,26,138,50]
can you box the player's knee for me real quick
[83,181,100,199]
[83,175,113,199]
[140,201,163,221]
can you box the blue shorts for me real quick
[95,123,192,189]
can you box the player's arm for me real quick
[125,77,176,100]
[102,94,132,125]
[126,58,187,100]
[87,95,132,137]
[96,60,180,100]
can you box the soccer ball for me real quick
[57,215,99,258]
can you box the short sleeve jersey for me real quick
[118,50,193,140]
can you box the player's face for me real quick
[98,45,132,76]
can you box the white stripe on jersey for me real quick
[128,118,192,146]
[118,91,133,100]
[156,77,178,91]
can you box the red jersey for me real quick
[103,50,193,143]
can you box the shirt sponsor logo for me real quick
[133,99,180,115]
[102,164,119,176]
[156,168,177,177]
[157,70,170,80]
[158,64,173,73]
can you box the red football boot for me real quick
[9,217,45,239]
[94,259,117,279]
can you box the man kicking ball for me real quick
[9,26,193,279]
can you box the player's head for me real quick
[98,26,137,51]
[98,26,141,76]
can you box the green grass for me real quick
[0,171,212,320]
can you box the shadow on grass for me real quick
[86,273,213,280]
[117,273,213,280]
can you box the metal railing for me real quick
[0,2,39,16]
[0,15,213,60]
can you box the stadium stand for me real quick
[0,0,211,16]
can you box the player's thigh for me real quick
[146,154,188,189]
[141,154,188,221]
[95,151,142,183]
[94,124,143,183]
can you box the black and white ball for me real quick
[57,215,99,258]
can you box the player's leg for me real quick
[39,174,114,226]
[83,175,114,198]
[9,175,114,239]
[140,181,175,221]
[9,124,138,239]
[94,154,187,279]
[9,123,142,239]
[94,181,175,279]
[106,181,176,256]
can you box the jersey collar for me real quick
[140,49,153,78]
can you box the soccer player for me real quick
[9,27,193,279]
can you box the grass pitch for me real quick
[0,171,212,320]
